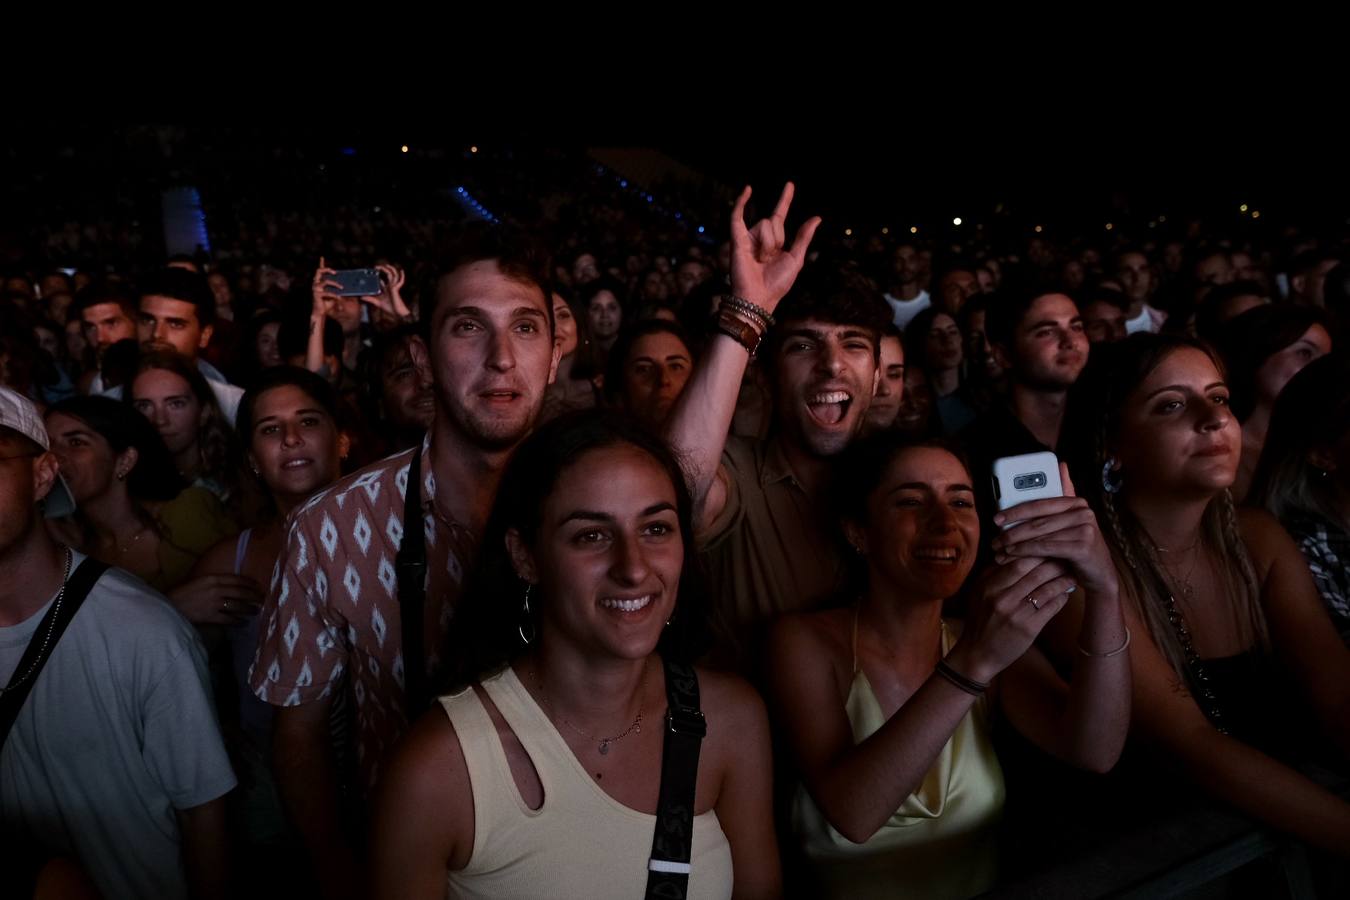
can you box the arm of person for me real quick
[169,532,265,626]
[701,671,781,900]
[1125,597,1350,856]
[308,258,339,375]
[767,559,1070,845]
[990,469,1132,771]
[176,796,229,900]
[369,709,473,900]
[272,698,363,900]
[1240,507,1350,758]
[664,184,820,533]
[769,615,979,843]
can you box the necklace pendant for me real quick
[598,739,610,755]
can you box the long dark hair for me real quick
[131,349,240,498]
[443,410,708,690]
[46,394,186,503]
[1249,353,1350,528]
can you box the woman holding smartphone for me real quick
[768,433,1130,899]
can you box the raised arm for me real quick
[664,183,820,531]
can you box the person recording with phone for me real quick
[768,434,1129,899]
[310,259,413,375]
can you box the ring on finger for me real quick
[1025,595,1041,610]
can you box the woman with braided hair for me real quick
[1066,332,1350,856]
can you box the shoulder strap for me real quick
[397,447,429,717]
[0,556,110,751]
[645,658,706,900]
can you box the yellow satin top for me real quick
[792,616,1006,900]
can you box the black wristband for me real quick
[934,658,988,696]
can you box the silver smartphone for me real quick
[991,451,1064,529]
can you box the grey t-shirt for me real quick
[0,551,237,900]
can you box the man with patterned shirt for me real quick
[249,227,559,900]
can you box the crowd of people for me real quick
[2,158,1350,900]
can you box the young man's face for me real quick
[81,302,138,355]
[0,429,54,555]
[139,295,211,359]
[1081,301,1127,344]
[772,318,879,458]
[1116,252,1153,304]
[997,293,1089,390]
[411,260,559,451]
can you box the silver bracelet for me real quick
[1078,627,1131,658]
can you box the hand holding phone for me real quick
[328,268,382,297]
[989,453,1119,600]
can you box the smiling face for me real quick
[849,446,980,602]
[772,318,879,458]
[509,442,685,661]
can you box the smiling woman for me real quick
[769,432,1130,899]
[371,411,780,900]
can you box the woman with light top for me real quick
[769,433,1131,899]
[371,412,779,899]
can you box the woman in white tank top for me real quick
[371,413,780,899]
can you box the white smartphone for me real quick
[991,451,1064,529]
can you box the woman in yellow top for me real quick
[769,434,1132,899]
[372,412,780,899]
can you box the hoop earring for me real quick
[518,584,535,646]
[1102,458,1123,494]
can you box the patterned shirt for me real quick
[1284,512,1350,646]
[249,437,476,790]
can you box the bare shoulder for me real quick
[1235,506,1299,573]
[694,666,767,732]
[376,702,474,844]
[191,531,243,578]
[768,607,852,666]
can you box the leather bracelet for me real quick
[1078,627,1131,658]
[934,658,988,696]
[720,294,775,328]
[714,311,764,357]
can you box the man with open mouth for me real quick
[667,184,891,674]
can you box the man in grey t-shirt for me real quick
[0,387,236,900]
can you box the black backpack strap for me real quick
[645,658,706,900]
[396,447,428,717]
[0,556,109,750]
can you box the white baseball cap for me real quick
[0,386,77,518]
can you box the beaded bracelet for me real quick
[934,658,989,696]
[720,294,776,328]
